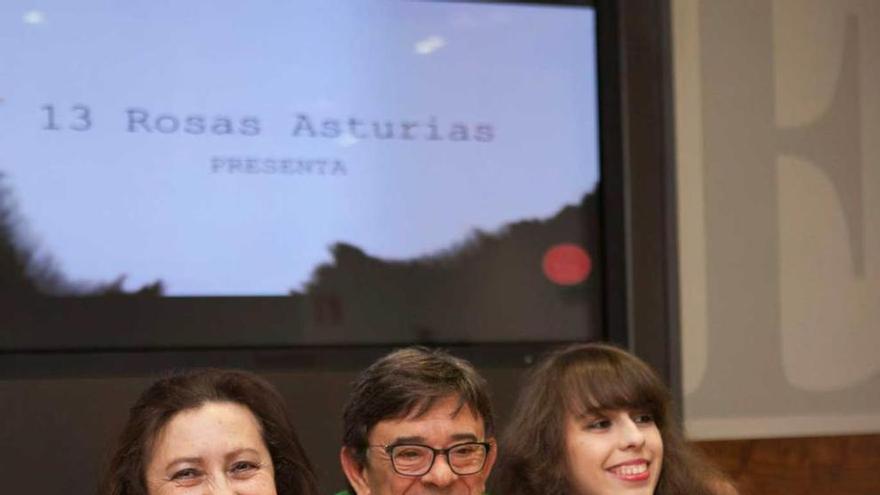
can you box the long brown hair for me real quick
[99,369,319,495]
[492,343,730,495]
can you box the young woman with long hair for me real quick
[492,343,736,495]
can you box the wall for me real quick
[673,0,880,439]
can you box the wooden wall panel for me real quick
[695,434,880,495]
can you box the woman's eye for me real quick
[633,413,655,424]
[170,468,201,481]
[230,461,259,474]
[587,419,612,430]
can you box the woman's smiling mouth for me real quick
[607,460,651,481]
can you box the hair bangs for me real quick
[561,350,667,420]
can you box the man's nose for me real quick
[420,453,458,487]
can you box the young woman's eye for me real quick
[587,418,612,430]
[633,413,655,424]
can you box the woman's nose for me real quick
[619,418,647,449]
[205,476,238,495]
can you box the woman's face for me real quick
[145,401,277,495]
[564,408,663,495]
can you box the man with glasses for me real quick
[340,347,497,495]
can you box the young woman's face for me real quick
[564,408,663,495]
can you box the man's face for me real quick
[343,395,495,495]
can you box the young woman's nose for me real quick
[619,417,647,449]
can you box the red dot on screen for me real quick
[542,243,592,286]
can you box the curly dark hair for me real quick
[98,369,319,495]
[492,343,732,495]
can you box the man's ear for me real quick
[483,438,499,477]
[340,446,371,495]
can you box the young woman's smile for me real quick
[564,409,663,495]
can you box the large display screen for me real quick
[1,0,602,348]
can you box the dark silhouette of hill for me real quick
[298,191,602,343]
[0,174,37,297]
[0,173,163,297]
[3,167,599,346]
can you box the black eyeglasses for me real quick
[371,441,492,477]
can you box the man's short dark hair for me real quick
[342,346,495,465]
